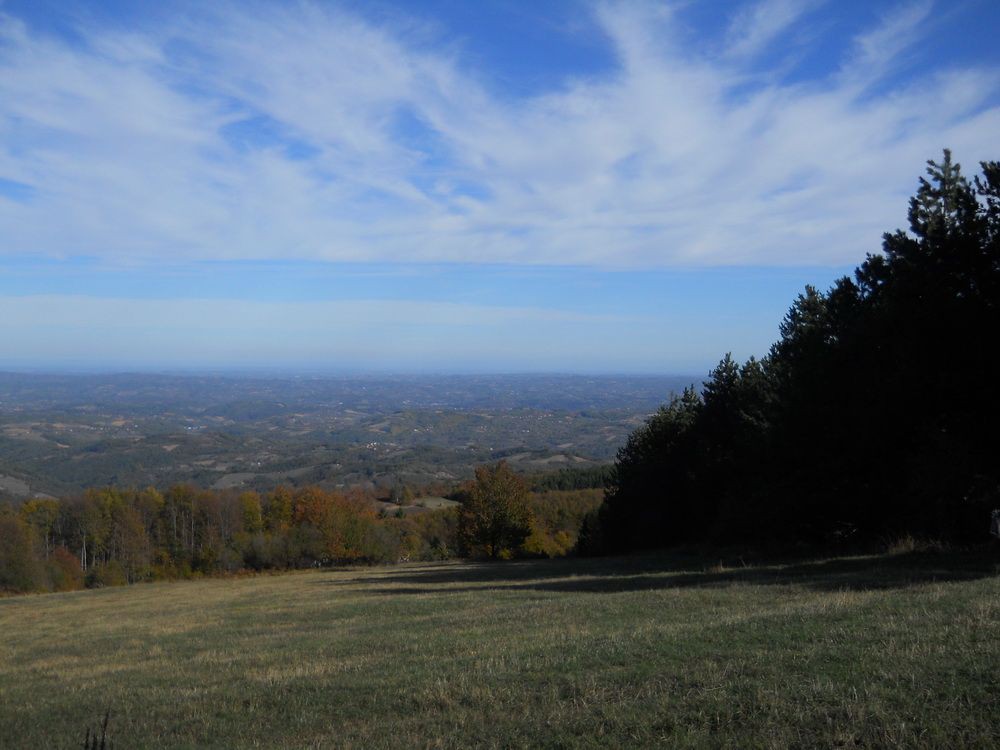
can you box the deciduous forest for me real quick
[0,473,602,593]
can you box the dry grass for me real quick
[885,534,948,556]
[1,551,999,748]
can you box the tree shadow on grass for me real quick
[315,549,1000,596]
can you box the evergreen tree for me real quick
[590,152,1000,552]
[598,387,702,551]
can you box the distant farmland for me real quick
[1,552,998,748]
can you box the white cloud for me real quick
[840,0,934,89]
[726,0,819,60]
[0,0,997,268]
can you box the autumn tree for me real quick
[20,498,60,559]
[0,507,43,592]
[239,491,264,534]
[458,461,533,559]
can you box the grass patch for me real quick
[1,551,999,748]
[415,496,461,509]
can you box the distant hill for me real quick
[0,372,694,497]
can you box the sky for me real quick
[1,0,998,374]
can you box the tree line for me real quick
[0,485,447,593]
[0,463,600,594]
[583,152,1000,553]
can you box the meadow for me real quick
[1,550,998,748]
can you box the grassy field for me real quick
[1,551,999,748]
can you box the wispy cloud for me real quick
[725,0,819,60]
[839,0,935,89]
[0,0,996,268]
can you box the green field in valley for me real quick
[1,551,999,748]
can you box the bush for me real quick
[886,535,947,555]
[47,546,84,591]
[87,561,128,588]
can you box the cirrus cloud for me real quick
[0,0,997,268]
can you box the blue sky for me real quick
[1,0,998,373]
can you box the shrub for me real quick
[87,561,128,588]
[886,535,947,555]
[47,546,84,591]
